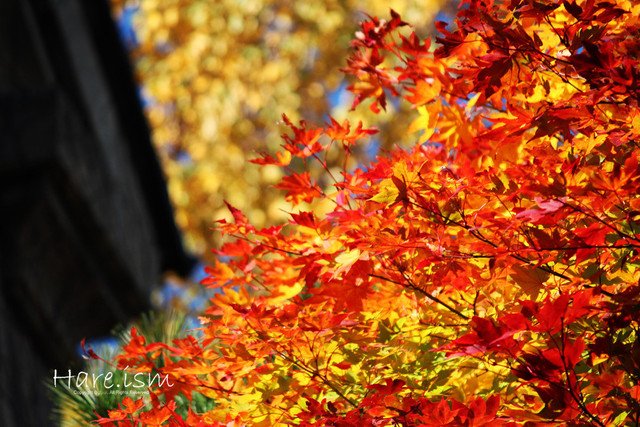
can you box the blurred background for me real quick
[0,0,446,425]
[110,0,448,257]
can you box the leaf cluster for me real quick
[98,0,640,425]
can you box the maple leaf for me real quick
[325,117,377,149]
[139,405,173,426]
[201,260,235,288]
[434,20,468,58]
[94,409,127,425]
[249,149,292,166]
[290,211,316,228]
[515,197,566,224]
[216,202,255,235]
[280,114,324,159]
[509,265,549,297]
[473,52,513,98]
[405,79,442,106]
[275,172,323,204]
[121,397,145,415]
[351,9,407,55]
[443,316,523,357]
[574,222,608,246]
[534,295,571,334]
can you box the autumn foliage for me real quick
[98,0,640,425]
[110,0,445,255]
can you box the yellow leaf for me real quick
[526,85,546,103]
[465,92,481,113]
[332,249,368,278]
[371,179,400,204]
[269,281,304,304]
[408,106,436,143]
[509,266,549,298]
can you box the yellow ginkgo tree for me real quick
[110,0,446,255]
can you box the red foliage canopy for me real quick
[100,0,640,425]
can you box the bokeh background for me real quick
[110,0,448,257]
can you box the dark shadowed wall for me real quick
[0,0,194,424]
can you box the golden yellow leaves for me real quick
[370,180,402,205]
[111,0,446,256]
[408,105,437,144]
[371,159,419,205]
[508,265,549,299]
[406,79,442,106]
